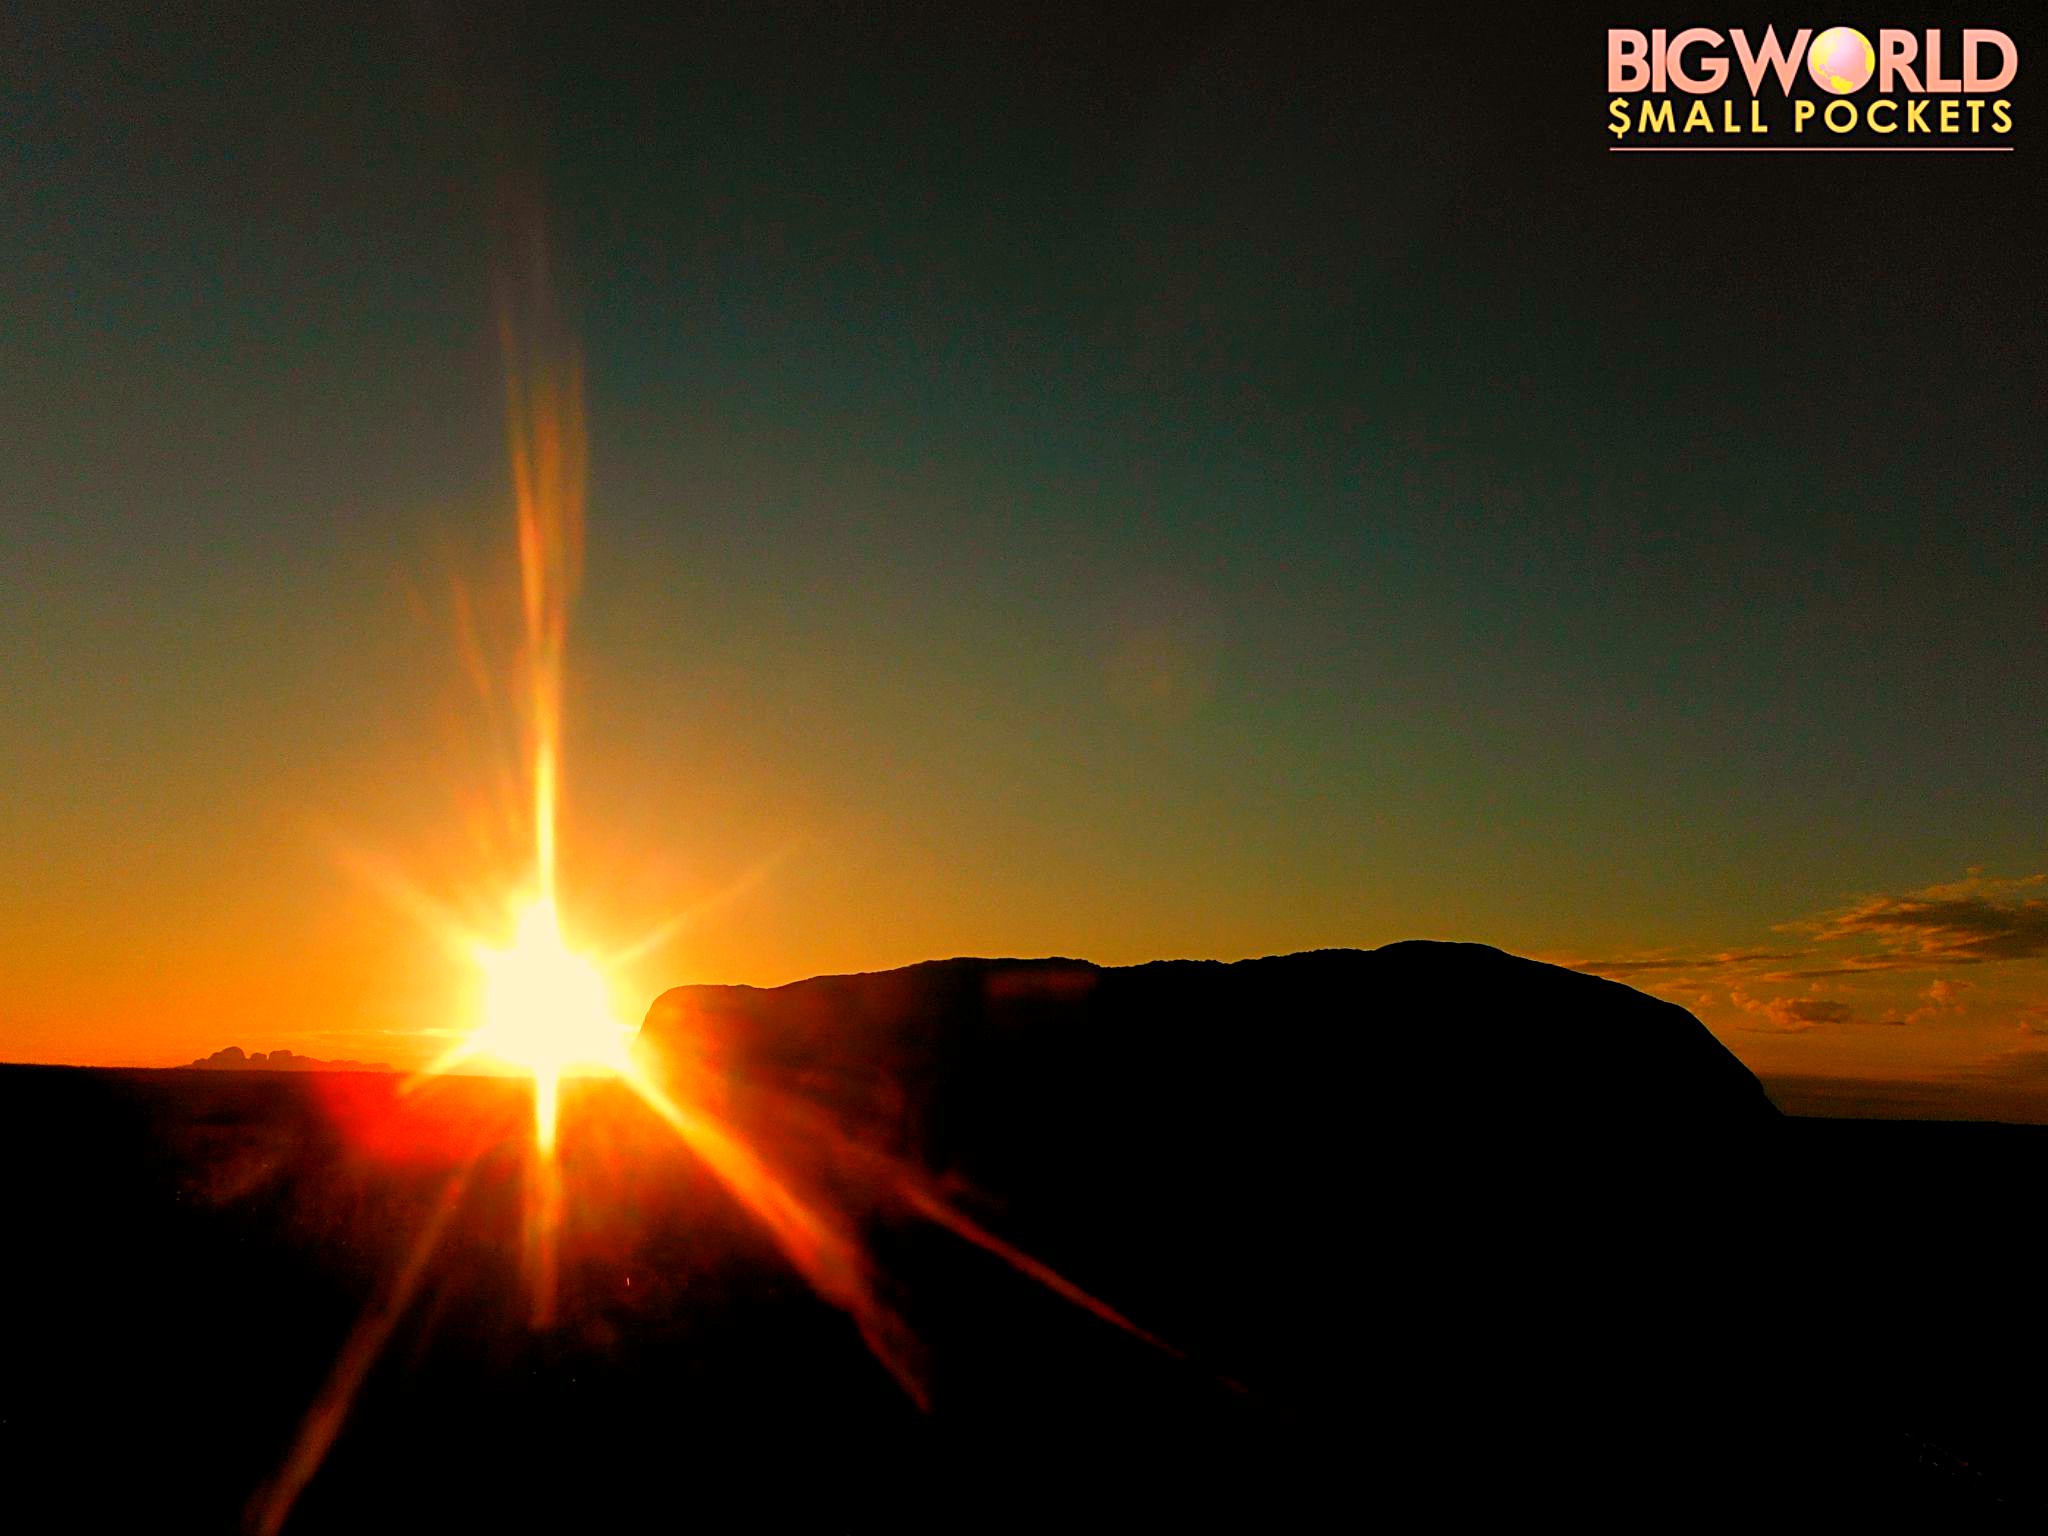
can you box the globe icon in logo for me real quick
[1808,26,1876,94]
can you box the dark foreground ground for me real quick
[2,948,2044,1528]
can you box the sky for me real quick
[2,4,2043,1112]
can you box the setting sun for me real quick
[465,898,632,1149]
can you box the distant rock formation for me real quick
[636,940,1786,1507]
[639,941,1777,1159]
[187,1046,392,1073]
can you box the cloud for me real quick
[1893,976,1973,1027]
[1568,949,1804,979]
[1790,871,2048,971]
[1729,991,1852,1032]
[1562,872,2048,1039]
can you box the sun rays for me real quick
[465,897,632,1150]
[266,207,1193,1536]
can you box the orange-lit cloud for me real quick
[1557,873,2048,1118]
[1573,949,1807,977]
[1571,872,2048,990]
[1795,871,2048,969]
[1729,992,1852,1032]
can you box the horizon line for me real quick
[1610,145,2014,153]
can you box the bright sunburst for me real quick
[466,897,633,1150]
[267,204,1179,1536]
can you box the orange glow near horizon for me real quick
[242,222,1200,1535]
[464,897,632,1151]
[394,229,932,1382]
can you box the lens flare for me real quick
[432,213,612,1158]
[287,200,1195,1536]
[497,226,585,923]
[466,897,632,1150]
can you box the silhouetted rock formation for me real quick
[1,949,2038,1526]
[188,1046,391,1073]
[641,941,1774,1155]
[638,942,1789,1515]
